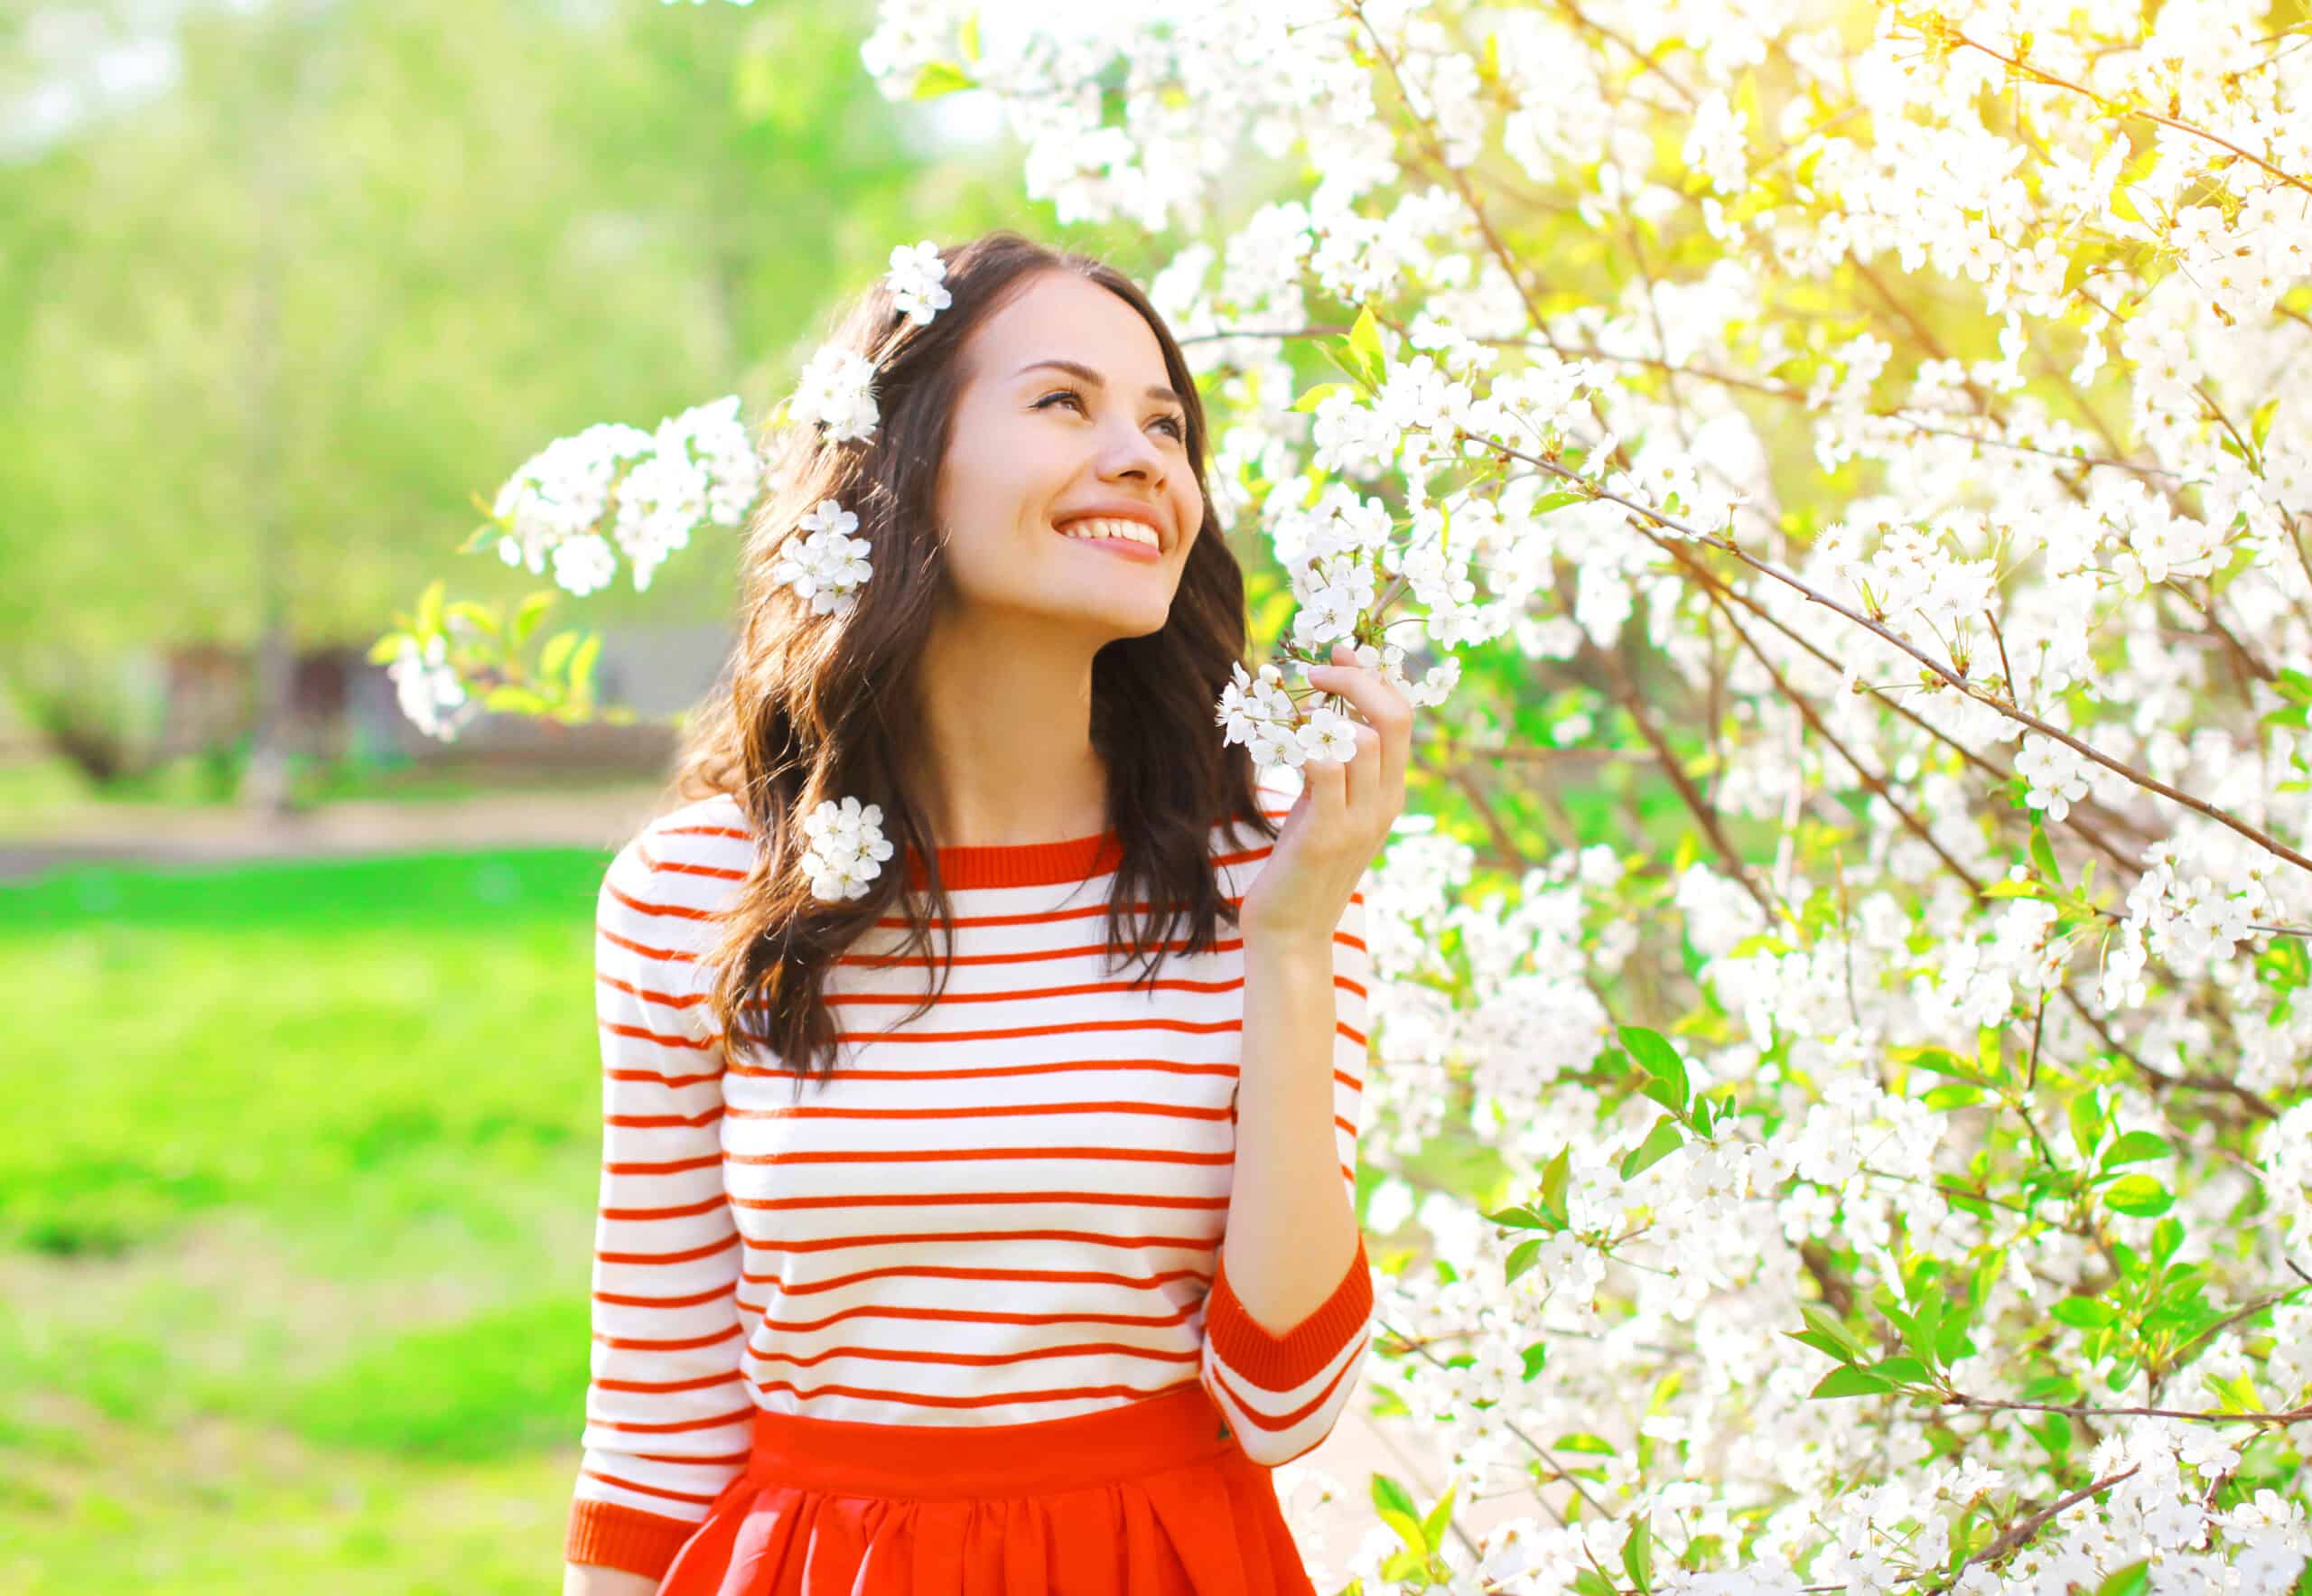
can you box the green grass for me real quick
[0,845,622,1591]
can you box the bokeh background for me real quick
[0,2,1493,1587]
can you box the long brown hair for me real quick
[657,229,1278,1097]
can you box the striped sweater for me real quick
[565,769,1376,1579]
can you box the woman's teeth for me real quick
[1057,518,1160,548]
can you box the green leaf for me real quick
[1870,1356,1933,1386]
[2029,822,2063,888]
[1540,1147,1571,1224]
[1317,338,1379,393]
[539,629,580,681]
[1905,1285,1945,1364]
[1935,1301,1977,1366]
[1291,381,1356,414]
[445,600,500,638]
[2069,1088,2104,1161]
[1976,1025,2009,1086]
[1787,1329,1855,1363]
[2250,397,2278,453]
[511,589,555,649]
[1419,1483,1458,1553]
[1552,1433,1617,1455]
[1618,1117,1684,1180]
[1623,1517,1655,1593]
[1811,1367,1891,1399]
[2095,1560,2151,1596]
[1923,1082,1983,1111]
[1618,1024,1690,1110]
[1371,1471,1416,1514]
[2052,1296,2116,1329]
[483,685,547,714]
[1799,1302,1862,1358]
[366,630,409,666]
[415,577,446,643]
[1571,1569,1619,1596]
[569,632,603,698]
[1506,1237,1543,1283]
[1896,1047,1984,1083]
[1981,879,2044,899]
[1347,303,1385,374]
[958,10,981,62]
[2207,1372,2263,1414]
[1375,1507,1427,1555]
[1640,1078,1688,1116]
[2101,1131,2172,1168]
[2105,1174,2174,1217]
[1942,1186,1993,1221]
[1520,1341,1549,1382]
[909,60,975,98]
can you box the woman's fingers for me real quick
[1305,643,1412,825]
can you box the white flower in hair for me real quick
[788,343,880,443]
[885,239,952,327]
[770,498,875,617]
[800,796,894,902]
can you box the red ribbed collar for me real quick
[903,829,1125,891]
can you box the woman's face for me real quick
[930,270,1205,643]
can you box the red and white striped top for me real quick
[565,769,1375,1580]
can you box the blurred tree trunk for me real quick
[236,6,321,817]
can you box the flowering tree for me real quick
[380,0,2312,1589]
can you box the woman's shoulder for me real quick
[599,791,760,948]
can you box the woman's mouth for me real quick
[1054,517,1163,561]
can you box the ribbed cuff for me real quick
[1203,1229,1373,1389]
[565,1497,702,1581]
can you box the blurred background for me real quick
[0,2,1459,1587]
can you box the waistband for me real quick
[741,1382,1239,1499]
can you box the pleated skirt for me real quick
[652,1381,1319,1596]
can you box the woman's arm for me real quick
[1198,643,1408,1464]
[564,1562,663,1596]
[1197,887,1378,1464]
[564,831,756,1579]
[1218,928,1366,1328]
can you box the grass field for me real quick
[0,845,622,1592]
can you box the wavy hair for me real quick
[656,229,1278,1098]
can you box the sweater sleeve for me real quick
[564,835,756,1580]
[1198,866,1376,1467]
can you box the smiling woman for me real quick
[558,231,1382,1596]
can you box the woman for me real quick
[562,229,1409,1596]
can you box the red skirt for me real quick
[653,1382,1319,1596]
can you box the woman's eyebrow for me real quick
[1013,358,1184,407]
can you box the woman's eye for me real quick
[1035,389,1187,442]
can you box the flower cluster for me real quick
[1215,657,1365,771]
[884,238,951,326]
[798,796,893,902]
[762,240,955,619]
[385,633,477,742]
[784,238,952,445]
[492,395,762,596]
[769,498,875,618]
